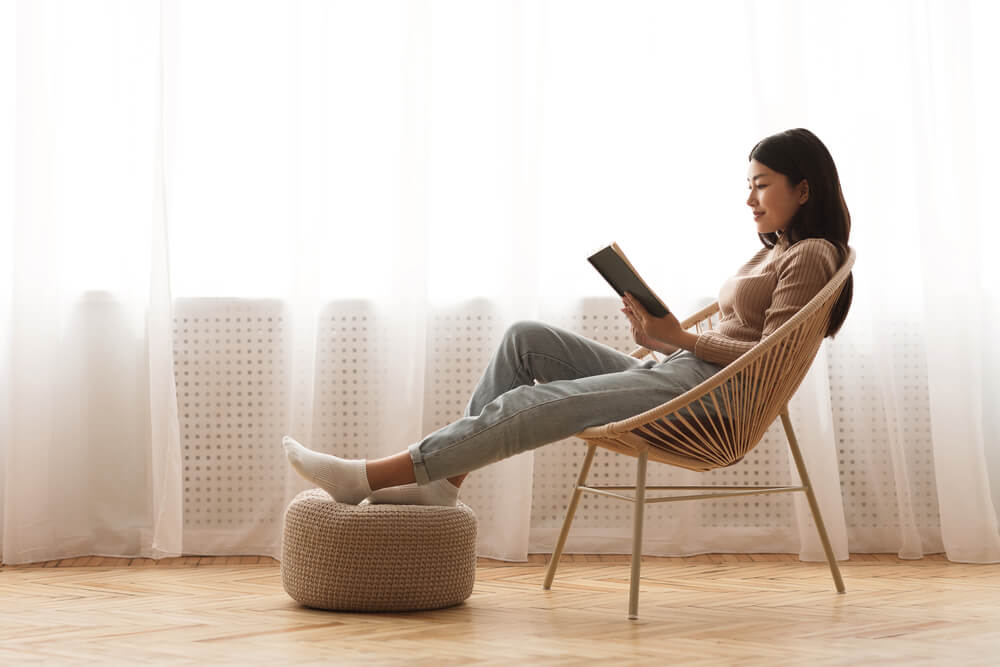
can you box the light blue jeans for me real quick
[408,320,725,485]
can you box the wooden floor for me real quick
[2,553,999,665]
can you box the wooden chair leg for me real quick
[628,447,649,620]
[779,407,846,594]
[543,444,597,590]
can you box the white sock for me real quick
[364,479,461,507]
[282,436,372,505]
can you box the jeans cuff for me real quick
[408,441,432,486]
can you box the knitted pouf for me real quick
[280,488,478,612]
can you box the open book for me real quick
[587,242,670,317]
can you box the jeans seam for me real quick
[469,350,603,432]
[507,352,583,380]
[421,382,663,460]
[493,350,592,402]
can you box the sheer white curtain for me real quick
[2,0,998,565]
[1,0,182,563]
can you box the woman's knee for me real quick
[503,319,545,346]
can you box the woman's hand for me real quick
[620,292,684,350]
[626,319,658,352]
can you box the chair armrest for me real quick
[679,301,721,331]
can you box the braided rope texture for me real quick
[280,489,478,612]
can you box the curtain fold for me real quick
[147,0,183,558]
[0,0,13,560]
[911,0,1000,562]
[2,0,998,565]
[3,0,181,564]
[787,343,849,562]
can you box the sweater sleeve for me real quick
[694,329,757,367]
[693,239,840,367]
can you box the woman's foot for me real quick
[364,479,460,507]
[282,436,371,504]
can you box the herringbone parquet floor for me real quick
[2,553,998,665]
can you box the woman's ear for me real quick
[797,179,810,205]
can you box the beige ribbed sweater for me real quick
[693,235,841,367]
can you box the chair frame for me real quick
[542,248,855,619]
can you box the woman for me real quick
[283,127,853,507]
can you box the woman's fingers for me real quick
[624,293,640,313]
[623,298,641,324]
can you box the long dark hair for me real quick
[749,128,853,338]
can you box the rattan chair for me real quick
[542,246,856,619]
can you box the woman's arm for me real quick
[690,239,840,366]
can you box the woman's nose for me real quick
[746,192,756,207]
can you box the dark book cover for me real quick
[587,242,670,318]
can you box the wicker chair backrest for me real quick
[576,246,856,471]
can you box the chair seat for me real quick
[634,415,745,470]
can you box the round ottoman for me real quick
[280,488,478,612]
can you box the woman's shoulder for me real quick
[738,245,773,272]
[779,237,841,274]
[786,237,838,254]
[742,237,839,274]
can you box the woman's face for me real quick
[746,158,809,236]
